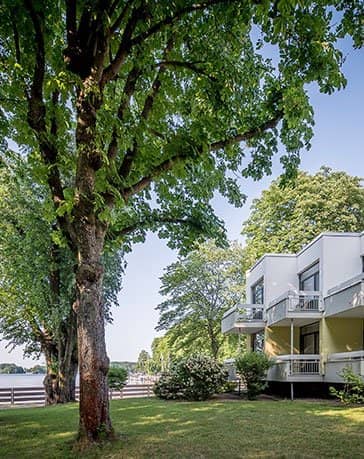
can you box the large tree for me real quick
[0,0,362,443]
[156,241,245,358]
[242,167,364,265]
[0,156,124,404]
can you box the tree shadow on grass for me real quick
[0,399,363,458]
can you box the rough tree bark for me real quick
[43,342,58,405]
[57,309,78,403]
[72,71,113,441]
[74,227,112,441]
[41,309,78,405]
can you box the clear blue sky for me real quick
[1,41,363,367]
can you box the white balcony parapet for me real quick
[269,354,321,379]
[221,304,265,334]
[328,350,364,361]
[266,291,323,325]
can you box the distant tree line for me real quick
[0,363,47,374]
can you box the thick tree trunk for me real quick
[43,346,58,405]
[57,309,78,403]
[75,230,113,443]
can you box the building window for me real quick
[300,322,319,354]
[299,262,319,291]
[252,278,264,304]
[252,331,265,352]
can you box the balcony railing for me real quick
[236,306,264,321]
[266,291,323,325]
[269,354,321,380]
[221,305,265,334]
[290,357,320,375]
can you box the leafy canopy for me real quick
[156,241,245,358]
[242,167,364,266]
[0,156,124,359]
[0,1,363,254]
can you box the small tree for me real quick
[108,366,128,391]
[235,352,272,400]
[330,367,364,404]
[154,354,227,401]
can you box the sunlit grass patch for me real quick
[0,398,363,458]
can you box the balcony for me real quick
[221,304,265,334]
[268,354,322,382]
[325,274,364,318]
[325,350,364,383]
[266,291,323,326]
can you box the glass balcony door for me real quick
[300,322,319,354]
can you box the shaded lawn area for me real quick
[0,399,363,458]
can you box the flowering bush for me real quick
[154,355,227,401]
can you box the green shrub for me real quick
[154,355,227,401]
[329,367,364,404]
[108,365,128,391]
[152,373,185,400]
[235,351,272,400]
[220,380,238,393]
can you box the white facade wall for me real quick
[246,232,364,305]
[246,255,296,305]
[264,256,297,304]
[321,234,362,296]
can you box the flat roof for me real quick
[247,231,363,274]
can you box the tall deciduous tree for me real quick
[156,241,245,358]
[0,0,362,443]
[0,156,124,404]
[136,350,152,374]
[242,167,364,265]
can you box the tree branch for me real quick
[130,0,225,48]
[210,110,283,151]
[156,60,217,82]
[24,0,46,129]
[109,216,204,238]
[141,37,174,120]
[24,1,75,250]
[65,0,77,49]
[10,10,21,64]
[122,110,283,200]
[102,3,146,85]
[119,36,174,179]
[110,0,133,33]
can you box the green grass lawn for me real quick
[0,398,363,458]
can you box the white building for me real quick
[222,232,364,393]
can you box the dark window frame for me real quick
[299,261,320,291]
[251,277,264,305]
[299,322,319,354]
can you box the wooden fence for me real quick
[0,384,155,406]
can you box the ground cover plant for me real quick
[330,367,364,405]
[0,398,363,458]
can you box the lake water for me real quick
[0,374,81,388]
[0,374,46,388]
[0,374,154,388]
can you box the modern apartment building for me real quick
[222,232,364,395]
